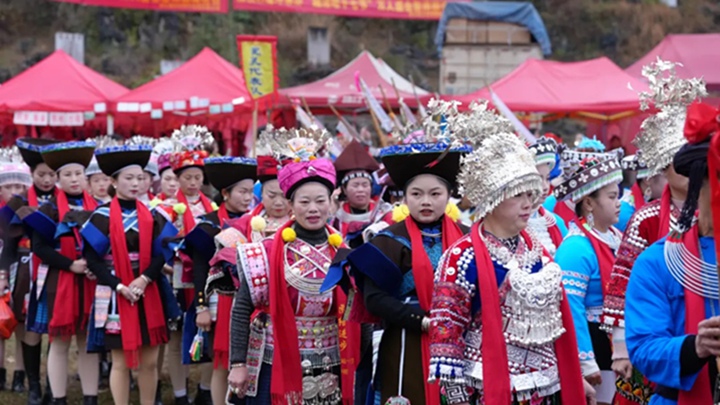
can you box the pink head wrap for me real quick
[278,158,336,198]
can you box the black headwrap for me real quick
[672,140,710,230]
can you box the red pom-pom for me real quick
[684,101,720,144]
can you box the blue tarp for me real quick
[435,2,552,55]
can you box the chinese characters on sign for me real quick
[233,0,457,20]
[237,35,279,107]
[53,0,228,13]
[13,111,85,127]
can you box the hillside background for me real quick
[0,0,719,91]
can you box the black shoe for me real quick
[27,379,43,405]
[22,342,42,403]
[12,370,25,392]
[50,398,67,405]
[193,385,212,405]
[0,367,6,391]
[83,396,98,405]
[174,395,190,405]
[155,380,163,405]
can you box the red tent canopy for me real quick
[114,47,254,116]
[280,51,431,110]
[0,50,128,113]
[625,34,720,93]
[445,57,649,116]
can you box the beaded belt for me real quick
[262,316,341,367]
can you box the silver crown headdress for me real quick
[634,58,707,176]
[453,101,542,218]
[0,146,32,187]
[171,125,215,152]
[258,125,333,162]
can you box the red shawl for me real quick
[577,217,616,296]
[240,204,265,241]
[175,191,213,235]
[268,221,359,405]
[677,227,713,405]
[405,215,463,405]
[539,207,564,248]
[217,203,230,227]
[48,191,97,338]
[630,183,645,210]
[554,200,576,227]
[470,223,586,404]
[338,201,375,236]
[109,197,167,369]
[27,186,59,207]
[656,185,674,241]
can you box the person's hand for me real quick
[117,284,138,303]
[585,372,602,387]
[696,316,720,358]
[228,366,249,398]
[612,359,633,380]
[162,264,173,275]
[128,277,149,298]
[69,259,87,274]
[583,378,597,405]
[196,310,212,332]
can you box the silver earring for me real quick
[587,212,594,227]
[643,186,652,202]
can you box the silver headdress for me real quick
[127,136,160,176]
[634,58,707,176]
[86,135,122,176]
[258,125,333,161]
[455,102,542,218]
[171,125,215,152]
[0,146,33,187]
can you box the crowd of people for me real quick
[0,59,718,405]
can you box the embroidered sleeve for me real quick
[556,235,599,376]
[236,242,270,309]
[428,239,475,391]
[602,202,660,331]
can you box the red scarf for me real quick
[217,203,231,227]
[470,223,586,404]
[677,227,713,405]
[577,217,616,296]
[656,185,674,241]
[630,183,645,210]
[268,221,359,405]
[109,197,167,369]
[243,204,265,240]
[175,191,213,235]
[405,215,463,405]
[48,190,97,338]
[339,201,374,236]
[554,200,576,227]
[213,294,234,369]
[539,207,564,248]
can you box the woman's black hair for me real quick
[575,189,601,218]
[403,174,453,195]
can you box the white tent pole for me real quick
[106,114,114,135]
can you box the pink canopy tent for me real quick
[0,50,128,113]
[444,57,649,117]
[280,50,431,110]
[114,47,257,154]
[626,34,720,94]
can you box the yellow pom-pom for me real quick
[250,216,267,232]
[281,227,297,242]
[149,197,161,208]
[392,204,410,223]
[445,202,461,222]
[309,156,317,161]
[211,202,219,211]
[294,157,301,163]
[173,203,187,215]
[328,233,343,248]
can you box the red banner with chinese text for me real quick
[53,0,228,13]
[236,35,279,109]
[233,0,458,20]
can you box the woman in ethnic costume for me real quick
[327,104,474,405]
[0,146,32,393]
[228,127,360,405]
[554,153,624,405]
[601,60,702,405]
[527,137,568,257]
[331,140,386,249]
[27,141,100,405]
[234,154,291,243]
[0,138,59,404]
[159,126,217,405]
[427,105,588,405]
[186,156,257,405]
[81,145,177,405]
[625,101,720,405]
